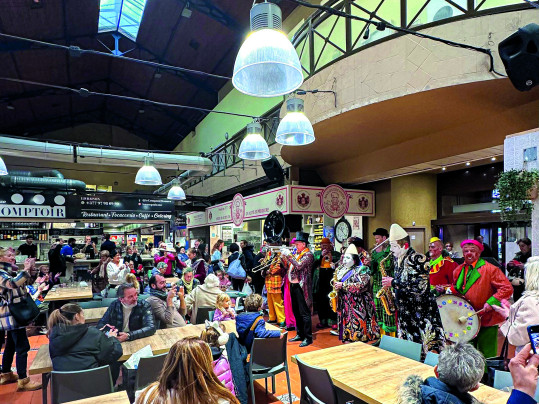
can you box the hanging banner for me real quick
[0,192,66,218]
[186,211,207,228]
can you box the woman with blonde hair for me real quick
[125,273,140,291]
[494,256,539,352]
[135,336,239,404]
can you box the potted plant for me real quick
[495,169,539,224]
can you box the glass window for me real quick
[98,0,148,41]
[475,0,523,11]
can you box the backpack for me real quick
[227,258,246,280]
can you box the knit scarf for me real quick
[149,288,168,301]
[182,275,194,294]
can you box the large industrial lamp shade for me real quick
[0,157,8,176]
[238,121,270,160]
[135,157,162,185]
[167,180,186,200]
[276,98,315,146]
[233,2,303,97]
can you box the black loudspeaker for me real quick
[261,156,284,183]
[499,23,539,91]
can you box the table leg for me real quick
[41,372,50,404]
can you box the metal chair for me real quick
[305,386,326,404]
[493,370,513,391]
[51,365,113,404]
[296,356,337,404]
[135,353,168,390]
[424,352,439,367]
[249,332,292,404]
[194,306,215,325]
[379,335,422,362]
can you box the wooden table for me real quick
[291,343,509,404]
[164,276,179,285]
[44,285,93,302]
[83,307,107,323]
[64,391,129,404]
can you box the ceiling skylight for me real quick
[98,0,148,42]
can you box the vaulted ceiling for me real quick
[0,0,297,150]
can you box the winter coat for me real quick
[192,258,207,284]
[242,245,256,271]
[97,299,156,341]
[211,347,236,397]
[0,262,32,331]
[49,323,123,371]
[235,312,280,353]
[184,281,222,322]
[224,333,249,404]
[396,375,484,404]
[500,292,539,350]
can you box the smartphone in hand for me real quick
[527,324,539,354]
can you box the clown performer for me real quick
[427,237,458,295]
[448,239,513,358]
[314,237,339,329]
[382,224,445,355]
[281,232,313,347]
[369,227,397,337]
[334,244,380,343]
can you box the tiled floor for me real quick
[0,316,512,403]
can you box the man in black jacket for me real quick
[97,283,156,342]
[100,234,117,256]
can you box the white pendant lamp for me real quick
[0,157,8,176]
[167,180,186,200]
[276,98,315,146]
[135,157,162,185]
[233,2,303,98]
[238,121,270,160]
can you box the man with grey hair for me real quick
[97,283,156,341]
[397,342,485,404]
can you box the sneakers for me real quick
[299,339,313,347]
[0,372,18,385]
[17,377,42,391]
[278,322,287,328]
[330,330,339,336]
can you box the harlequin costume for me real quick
[283,232,314,346]
[370,241,397,336]
[428,255,457,292]
[450,239,513,358]
[389,224,445,356]
[265,253,285,326]
[337,245,380,342]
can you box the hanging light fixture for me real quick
[238,121,270,160]
[276,97,315,146]
[233,1,303,98]
[135,156,162,185]
[0,157,7,176]
[167,179,186,200]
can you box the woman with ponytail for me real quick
[48,303,123,381]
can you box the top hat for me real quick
[294,232,310,244]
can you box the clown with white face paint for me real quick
[447,239,513,358]
[333,243,380,343]
[382,224,445,357]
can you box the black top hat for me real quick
[373,227,389,238]
[294,232,310,244]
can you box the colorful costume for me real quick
[428,256,457,293]
[392,248,445,355]
[265,256,285,325]
[314,241,339,327]
[337,255,380,342]
[451,258,513,358]
[370,246,397,335]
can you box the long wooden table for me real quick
[83,307,108,323]
[64,391,129,404]
[44,285,93,302]
[291,342,509,404]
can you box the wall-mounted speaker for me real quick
[261,156,285,183]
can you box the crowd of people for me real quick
[0,228,538,404]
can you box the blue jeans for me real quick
[2,327,30,378]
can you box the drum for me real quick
[436,295,480,343]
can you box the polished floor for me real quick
[0,315,512,403]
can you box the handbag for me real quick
[227,258,246,280]
[8,294,40,326]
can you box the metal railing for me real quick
[185,0,531,189]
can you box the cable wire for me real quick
[285,0,510,76]
[0,32,231,81]
[0,77,260,119]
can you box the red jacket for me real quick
[451,259,513,327]
[429,256,457,287]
